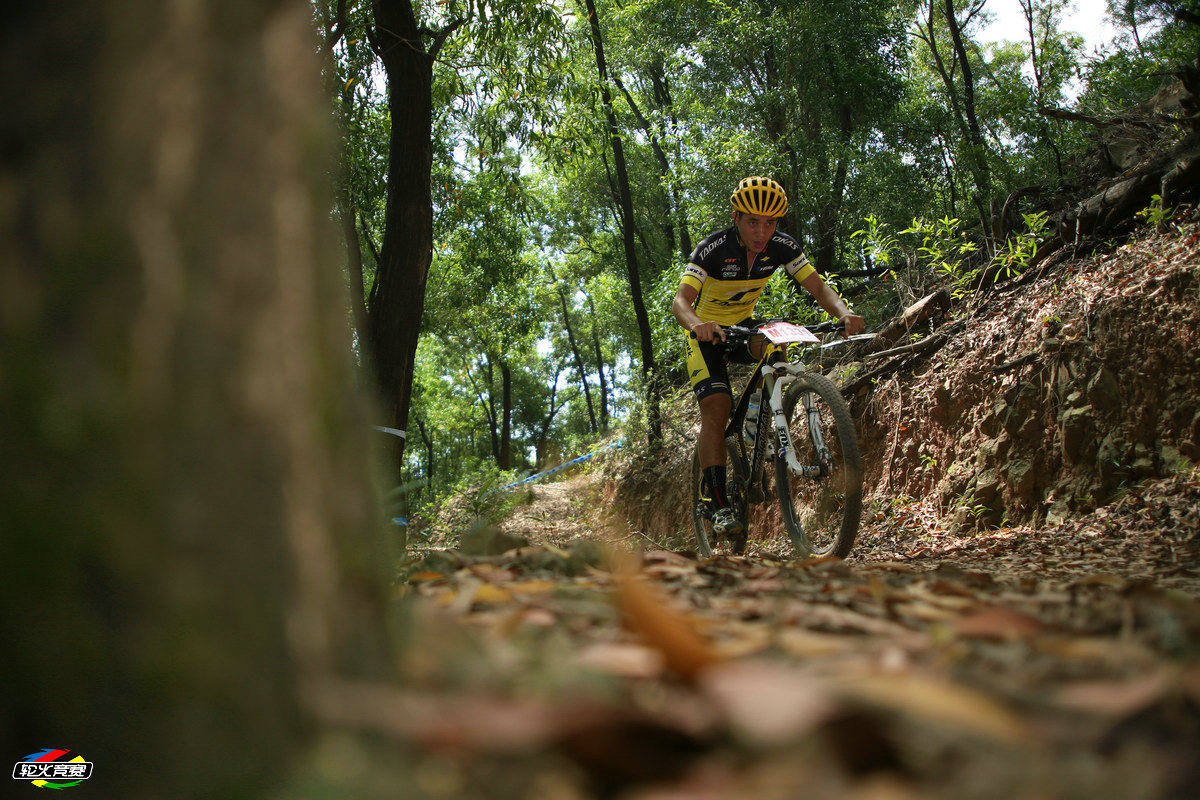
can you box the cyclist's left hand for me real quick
[840,313,865,336]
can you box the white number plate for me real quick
[758,322,820,344]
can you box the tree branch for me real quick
[426,18,465,61]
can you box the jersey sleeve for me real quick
[680,263,707,292]
[783,251,815,284]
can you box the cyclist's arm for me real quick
[797,272,865,336]
[671,283,725,342]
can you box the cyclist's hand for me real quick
[691,321,725,343]
[839,313,865,337]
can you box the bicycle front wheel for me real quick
[774,372,862,558]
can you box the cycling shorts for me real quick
[685,318,779,400]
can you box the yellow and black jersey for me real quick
[679,226,815,326]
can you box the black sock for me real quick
[703,465,728,508]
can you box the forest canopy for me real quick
[318,0,1200,510]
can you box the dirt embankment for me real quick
[610,212,1200,552]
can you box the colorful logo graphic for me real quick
[12,749,93,789]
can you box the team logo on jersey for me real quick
[784,254,811,275]
[721,265,740,277]
[697,235,726,261]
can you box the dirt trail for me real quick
[401,460,1200,800]
[398,218,1200,799]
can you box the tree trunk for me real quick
[941,0,992,235]
[812,96,854,277]
[535,366,565,466]
[613,74,682,260]
[365,0,452,480]
[649,63,693,258]
[341,193,371,349]
[500,360,513,470]
[550,267,598,433]
[1,2,399,796]
[582,0,661,445]
[414,413,435,502]
[920,0,992,236]
[584,288,610,430]
[466,355,502,464]
[1019,0,1066,182]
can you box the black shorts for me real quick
[685,317,766,400]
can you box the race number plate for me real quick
[758,322,820,344]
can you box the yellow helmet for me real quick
[730,176,788,218]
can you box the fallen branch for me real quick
[843,320,966,396]
[992,352,1039,374]
[1038,106,1157,131]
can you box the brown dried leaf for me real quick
[776,627,860,658]
[841,674,1027,743]
[576,642,665,678]
[953,605,1046,640]
[616,571,723,682]
[700,661,837,744]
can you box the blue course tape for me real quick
[485,440,623,498]
[389,441,624,525]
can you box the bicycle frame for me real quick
[724,326,836,496]
[694,319,858,558]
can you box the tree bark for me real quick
[1,1,399,795]
[649,63,693,258]
[500,360,513,470]
[582,0,662,445]
[550,267,599,433]
[613,73,682,260]
[414,413,435,501]
[584,288,610,430]
[919,0,992,236]
[365,0,461,480]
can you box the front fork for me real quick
[767,367,830,479]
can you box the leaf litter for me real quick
[388,222,1200,798]
[389,458,1200,799]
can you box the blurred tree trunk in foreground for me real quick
[0,2,401,797]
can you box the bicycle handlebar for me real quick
[690,319,845,345]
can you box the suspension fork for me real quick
[767,365,827,478]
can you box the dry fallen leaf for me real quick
[575,641,665,678]
[776,627,860,658]
[700,660,836,744]
[952,605,1046,640]
[616,573,723,682]
[840,673,1027,742]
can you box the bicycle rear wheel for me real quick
[774,372,862,558]
[692,442,749,558]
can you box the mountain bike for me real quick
[691,320,862,559]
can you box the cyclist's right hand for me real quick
[690,321,726,343]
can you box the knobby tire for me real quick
[775,372,862,558]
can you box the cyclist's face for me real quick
[734,212,778,253]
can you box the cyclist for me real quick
[671,176,865,537]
